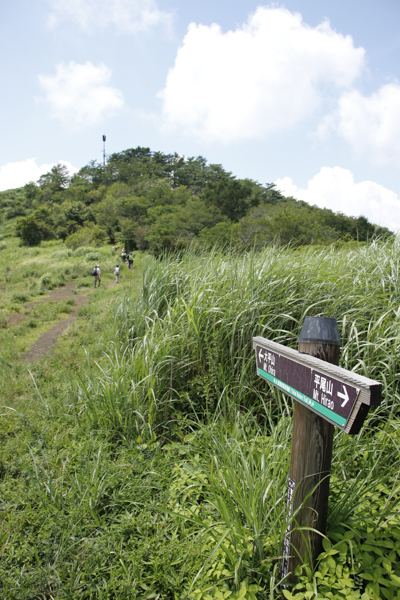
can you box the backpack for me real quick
[92,268,97,276]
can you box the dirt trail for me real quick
[8,281,80,327]
[21,280,117,363]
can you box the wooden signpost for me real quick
[253,316,382,581]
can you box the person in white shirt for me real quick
[94,265,101,288]
[114,264,120,283]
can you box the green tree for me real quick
[38,163,71,192]
[202,177,261,222]
[16,206,54,245]
[23,181,38,201]
[64,224,108,249]
[199,221,240,248]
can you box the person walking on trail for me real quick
[121,248,126,263]
[128,252,133,270]
[114,264,120,283]
[93,264,101,288]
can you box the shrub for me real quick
[40,240,61,248]
[77,305,90,317]
[25,317,38,328]
[39,273,52,290]
[54,276,66,288]
[72,246,96,257]
[50,249,72,260]
[0,314,10,328]
[86,252,99,261]
[11,292,29,303]
[65,225,108,250]
[75,279,90,288]
[16,207,54,246]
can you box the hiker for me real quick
[92,264,101,288]
[128,252,133,269]
[120,247,126,263]
[114,264,120,283]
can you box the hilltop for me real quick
[0,147,392,253]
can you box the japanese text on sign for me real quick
[256,345,359,429]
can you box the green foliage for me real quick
[200,222,240,248]
[7,146,391,250]
[283,522,400,600]
[37,162,71,192]
[0,187,33,221]
[201,177,265,222]
[0,180,399,598]
[50,248,73,260]
[15,206,55,245]
[65,224,108,249]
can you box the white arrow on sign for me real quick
[337,385,349,407]
[259,348,264,361]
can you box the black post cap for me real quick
[299,316,341,346]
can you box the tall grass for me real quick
[70,239,400,593]
[3,239,400,598]
[88,240,400,434]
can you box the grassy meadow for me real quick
[0,235,400,600]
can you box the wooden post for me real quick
[287,317,340,580]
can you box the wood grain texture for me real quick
[288,341,338,581]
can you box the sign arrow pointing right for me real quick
[337,385,349,407]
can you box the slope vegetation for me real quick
[0,240,399,599]
[0,147,391,255]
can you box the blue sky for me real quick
[1,0,400,230]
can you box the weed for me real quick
[25,318,38,328]
[0,314,10,328]
[39,273,52,290]
[11,292,29,303]
[86,252,99,261]
[77,305,90,317]
[76,279,90,288]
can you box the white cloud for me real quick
[0,159,78,192]
[47,0,173,34]
[158,6,365,142]
[330,84,400,165]
[38,62,124,127]
[275,167,400,232]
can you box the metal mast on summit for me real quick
[102,135,106,166]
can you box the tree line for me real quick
[0,146,391,251]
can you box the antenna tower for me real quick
[102,135,106,166]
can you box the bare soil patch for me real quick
[21,279,116,362]
[8,282,80,327]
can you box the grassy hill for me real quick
[0,231,399,598]
[0,147,392,256]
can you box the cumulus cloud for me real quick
[0,159,78,192]
[275,166,400,232]
[324,83,400,166]
[38,62,124,127]
[158,6,365,142]
[47,0,173,34]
